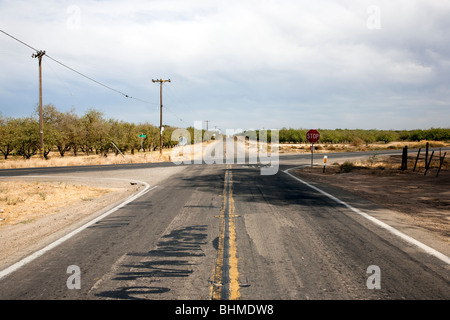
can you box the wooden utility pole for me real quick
[32,50,46,159]
[152,79,171,155]
[205,120,210,141]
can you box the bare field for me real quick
[0,165,185,271]
[278,140,450,154]
[0,180,117,226]
[293,155,450,242]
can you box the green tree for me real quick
[42,106,80,157]
[15,117,40,159]
[40,104,59,159]
[0,117,20,159]
[376,131,395,144]
[124,122,140,154]
[63,111,83,156]
[136,123,159,151]
[81,109,108,156]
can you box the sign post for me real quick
[139,134,146,153]
[306,129,320,168]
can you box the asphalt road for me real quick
[0,148,449,301]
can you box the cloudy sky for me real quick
[1,0,449,131]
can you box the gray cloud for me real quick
[1,0,449,130]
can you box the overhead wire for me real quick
[43,58,74,95]
[162,81,190,125]
[0,29,38,52]
[0,29,158,106]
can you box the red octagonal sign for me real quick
[306,129,320,143]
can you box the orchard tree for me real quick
[40,104,59,159]
[42,105,79,157]
[15,117,40,159]
[377,131,395,144]
[108,119,132,155]
[0,117,19,159]
[123,122,140,154]
[63,111,83,156]
[80,109,108,156]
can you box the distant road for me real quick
[0,147,448,300]
[1,146,448,176]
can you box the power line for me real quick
[165,106,184,123]
[163,82,189,123]
[43,58,76,97]
[46,55,131,98]
[0,29,38,52]
[0,29,157,105]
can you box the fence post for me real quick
[401,146,408,170]
[424,150,434,175]
[436,152,446,177]
[413,148,421,172]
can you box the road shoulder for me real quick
[288,166,450,259]
[0,179,139,271]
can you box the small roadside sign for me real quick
[139,134,146,153]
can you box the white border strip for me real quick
[283,167,450,265]
[0,179,157,281]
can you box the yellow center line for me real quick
[210,165,240,300]
[228,169,240,300]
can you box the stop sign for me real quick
[306,129,320,143]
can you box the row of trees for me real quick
[0,105,182,159]
[1,105,449,159]
[235,127,450,144]
[276,128,450,144]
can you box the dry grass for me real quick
[278,140,450,154]
[293,159,450,240]
[0,150,173,170]
[0,181,115,226]
[0,140,447,170]
[331,153,449,173]
[0,141,218,170]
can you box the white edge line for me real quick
[283,167,450,266]
[0,179,157,281]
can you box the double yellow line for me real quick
[210,165,240,300]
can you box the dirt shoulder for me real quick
[0,164,187,272]
[291,156,449,257]
[0,179,141,271]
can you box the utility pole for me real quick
[152,79,171,155]
[205,120,210,141]
[32,50,46,159]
